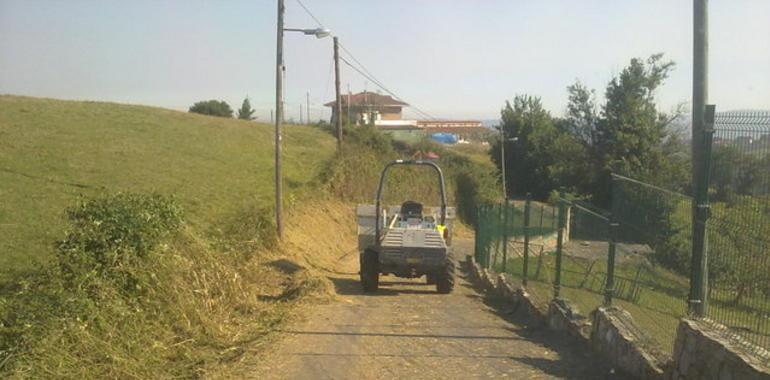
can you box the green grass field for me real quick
[0,95,336,279]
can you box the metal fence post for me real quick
[502,199,509,272]
[474,205,481,265]
[523,193,531,287]
[689,105,716,316]
[554,189,566,300]
[488,204,494,270]
[605,218,618,306]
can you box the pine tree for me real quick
[237,97,256,120]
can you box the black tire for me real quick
[436,259,455,294]
[426,274,436,285]
[360,249,379,293]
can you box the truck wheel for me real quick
[436,259,455,294]
[360,249,379,293]
[426,274,436,285]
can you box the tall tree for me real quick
[565,81,599,148]
[490,95,558,199]
[237,97,256,120]
[592,53,679,204]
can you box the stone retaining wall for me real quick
[466,254,770,380]
[467,254,664,379]
[668,319,770,380]
[548,298,591,342]
[591,307,666,379]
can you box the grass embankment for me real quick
[0,96,499,378]
[321,126,499,225]
[0,95,334,279]
[0,96,345,378]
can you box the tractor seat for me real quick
[401,201,423,220]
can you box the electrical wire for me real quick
[294,0,326,28]
[339,56,436,120]
[292,0,437,120]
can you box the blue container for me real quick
[430,133,458,144]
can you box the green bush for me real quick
[1,193,184,375]
[188,100,233,118]
[56,193,183,293]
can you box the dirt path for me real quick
[247,240,618,379]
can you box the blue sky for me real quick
[1,0,768,121]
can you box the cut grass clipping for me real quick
[0,193,339,378]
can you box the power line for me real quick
[339,55,436,120]
[294,0,325,28]
[292,0,437,121]
[337,44,437,120]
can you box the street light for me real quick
[284,27,331,38]
[499,126,518,200]
[275,0,331,239]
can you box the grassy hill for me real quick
[0,95,336,278]
[0,96,501,378]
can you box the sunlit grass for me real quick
[0,95,335,279]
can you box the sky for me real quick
[1,0,768,121]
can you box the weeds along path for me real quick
[223,240,614,379]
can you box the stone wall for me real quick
[590,307,666,379]
[668,319,770,380]
[548,298,591,341]
[467,255,663,379]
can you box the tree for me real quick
[708,197,770,305]
[565,81,599,148]
[237,97,256,120]
[189,100,233,118]
[490,95,559,199]
[550,118,593,194]
[591,53,682,205]
[711,145,765,201]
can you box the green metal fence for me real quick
[611,174,692,355]
[704,111,770,361]
[475,197,558,306]
[476,140,770,363]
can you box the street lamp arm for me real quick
[283,27,331,38]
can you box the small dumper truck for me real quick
[356,160,456,293]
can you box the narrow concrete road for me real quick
[252,241,620,379]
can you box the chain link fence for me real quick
[703,111,770,361]
[611,175,692,355]
[475,114,770,364]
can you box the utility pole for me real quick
[273,1,329,239]
[270,109,273,123]
[689,0,709,316]
[306,91,311,124]
[500,126,507,199]
[333,36,342,152]
[347,83,351,126]
[274,0,285,238]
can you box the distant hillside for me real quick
[0,95,336,277]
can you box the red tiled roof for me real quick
[325,91,408,107]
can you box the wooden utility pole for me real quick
[274,0,285,238]
[500,126,507,199]
[347,83,351,125]
[333,36,342,152]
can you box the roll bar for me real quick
[374,160,447,244]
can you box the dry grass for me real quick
[5,198,356,379]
